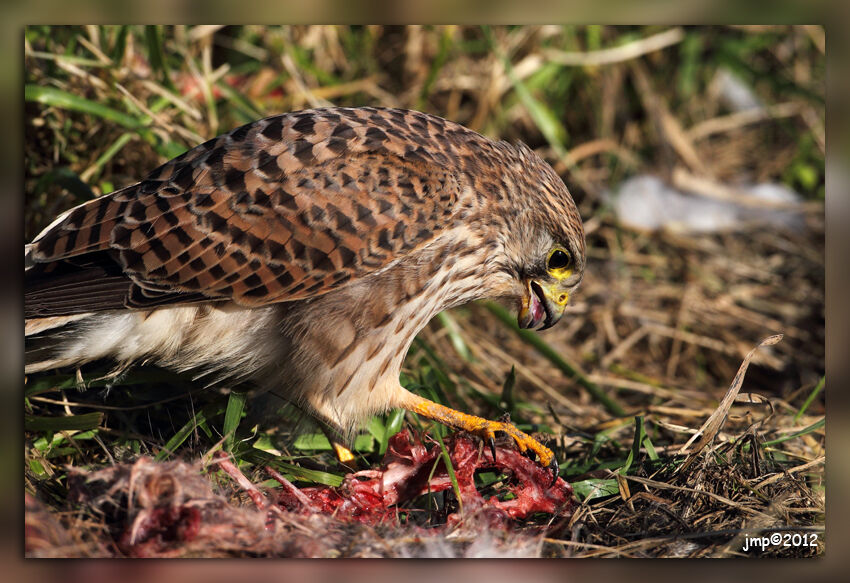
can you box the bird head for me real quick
[501,143,586,331]
[516,241,583,330]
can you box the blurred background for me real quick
[24,26,824,558]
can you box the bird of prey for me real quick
[25,107,585,477]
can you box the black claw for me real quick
[489,437,497,463]
[550,458,560,487]
[525,449,537,462]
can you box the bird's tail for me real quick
[25,313,95,373]
[26,241,100,372]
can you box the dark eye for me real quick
[548,249,571,270]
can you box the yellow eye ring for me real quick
[547,247,572,272]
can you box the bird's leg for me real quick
[397,390,557,479]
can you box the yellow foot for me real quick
[398,391,559,484]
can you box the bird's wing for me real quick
[26,108,482,316]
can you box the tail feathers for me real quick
[25,250,133,318]
[26,313,92,336]
[25,313,94,374]
[25,244,35,270]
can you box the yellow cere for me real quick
[538,281,570,306]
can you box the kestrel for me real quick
[25,107,585,477]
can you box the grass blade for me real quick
[381,408,406,455]
[500,365,517,414]
[794,376,824,422]
[144,25,177,92]
[222,390,247,452]
[265,462,343,487]
[246,448,344,487]
[110,25,129,62]
[762,418,824,447]
[483,25,568,156]
[25,85,142,129]
[25,412,103,432]
[571,478,619,502]
[80,133,134,183]
[620,415,657,474]
[436,311,473,362]
[432,430,462,516]
[156,409,208,461]
[484,301,626,416]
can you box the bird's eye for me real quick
[547,248,571,271]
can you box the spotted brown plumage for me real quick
[25,107,586,478]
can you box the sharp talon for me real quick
[525,449,537,462]
[550,458,560,487]
[489,437,497,463]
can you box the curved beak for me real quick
[517,279,570,331]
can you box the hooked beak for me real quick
[518,279,569,331]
